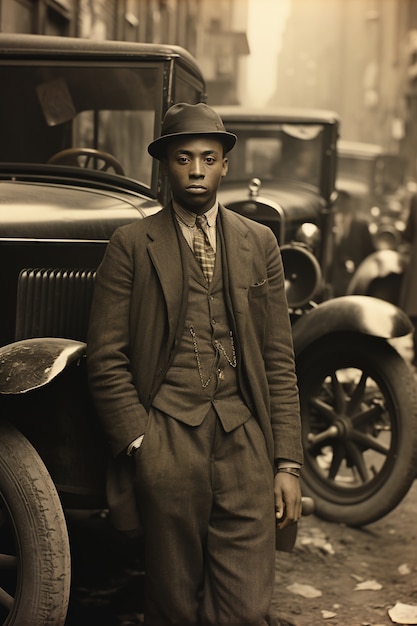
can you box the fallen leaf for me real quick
[286,582,322,598]
[354,579,382,591]
[388,601,417,624]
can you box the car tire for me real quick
[0,420,70,626]
[297,333,417,526]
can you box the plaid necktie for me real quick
[194,214,215,283]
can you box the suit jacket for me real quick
[87,202,302,531]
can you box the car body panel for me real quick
[292,295,412,355]
[0,337,86,394]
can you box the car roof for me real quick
[214,105,340,126]
[338,140,384,157]
[0,33,203,78]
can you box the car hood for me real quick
[0,179,157,240]
[219,181,324,217]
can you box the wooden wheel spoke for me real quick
[351,430,389,456]
[347,371,367,415]
[0,585,14,611]
[345,441,369,482]
[328,443,345,479]
[331,371,346,412]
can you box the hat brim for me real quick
[148,130,237,160]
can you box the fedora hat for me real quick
[148,102,237,160]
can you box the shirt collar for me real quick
[172,199,218,228]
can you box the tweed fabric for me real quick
[194,214,215,282]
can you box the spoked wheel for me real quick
[297,333,417,526]
[0,421,70,625]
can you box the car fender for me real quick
[346,249,405,296]
[292,295,412,356]
[0,337,86,394]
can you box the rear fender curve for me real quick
[292,295,413,356]
[0,337,86,394]
[346,249,405,296]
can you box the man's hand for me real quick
[274,471,302,530]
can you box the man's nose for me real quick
[190,159,204,177]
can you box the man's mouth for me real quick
[187,184,207,191]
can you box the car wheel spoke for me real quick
[346,371,367,415]
[345,440,369,482]
[331,371,346,413]
[351,430,389,455]
[327,442,345,480]
[0,585,14,611]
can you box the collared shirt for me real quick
[172,199,218,252]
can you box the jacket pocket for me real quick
[248,278,268,298]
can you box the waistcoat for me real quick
[152,231,252,432]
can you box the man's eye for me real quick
[178,156,190,164]
[205,157,215,164]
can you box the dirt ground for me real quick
[271,480,417,626]
[65,478,417,626]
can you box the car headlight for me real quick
[281,243,322,308]
[294,222,321,251]
[373,224,401,250]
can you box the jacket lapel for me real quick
[218,204,252,317]
[146,205,188,346]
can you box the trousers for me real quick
[134,406,276,625]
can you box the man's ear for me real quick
[222,157,229,177]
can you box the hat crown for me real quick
[161,103,227,136]
[147,102,236,159]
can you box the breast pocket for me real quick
[248,279,268,298]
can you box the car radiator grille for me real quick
[15,268,96,342]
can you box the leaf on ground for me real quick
[287,582,322,598]
[388,601,417,624]
[354,579,382,591]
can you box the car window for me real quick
[174,65,205,104]
[337,156,373,189]
[223,123,324,190]
[0,63,164,187]
[74,109,154,185]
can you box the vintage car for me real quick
[337,139,409,251]
[336,140,414,305]
[216,106,417,522]
[0,32,206,626]
[0,38,417,626]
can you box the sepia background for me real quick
[1,0,416,181]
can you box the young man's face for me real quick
[162,136,228,215]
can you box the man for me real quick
[331,189,375,297]
[87,103,303,626]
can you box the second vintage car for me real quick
[336,139,413,305]
[215,105,417,527]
